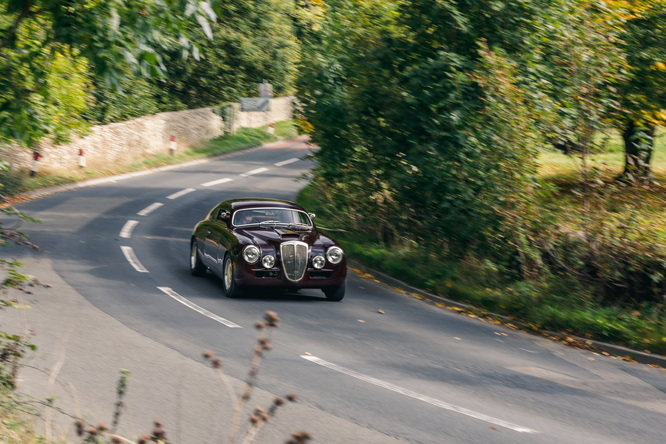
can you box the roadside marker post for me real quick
[169,135,177,155]
[30,151,41,177]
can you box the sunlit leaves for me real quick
[148,0,300,109]
[0,0,217,147]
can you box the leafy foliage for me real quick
[608,0,666,179]
[297,0,548,255]
[0,0,217,147]
[0,162,41,391]
[152,0,301,109]
[297,0,666,344]
[83,71,178,125]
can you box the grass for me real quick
[297,128,666,356]
[538,129,666,181]
[3,121,300,197]
[0,389,48,444]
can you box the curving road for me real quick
[3,138,666,444]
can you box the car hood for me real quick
[237,227,319,248]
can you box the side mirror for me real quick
[308,213,316,220]
[217,210,230,223]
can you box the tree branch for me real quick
[0,1,40,52]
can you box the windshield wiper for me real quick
[287,223,312,229]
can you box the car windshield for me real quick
[233,208,313,228]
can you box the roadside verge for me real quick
[349,260,666,368]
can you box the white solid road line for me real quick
[240,167,269,177]
[120,246,149,273]
[167,188,196,199]
[119,220,139,239]
[274,158,300,167]
[137,202,164,216]
[157,287,242,328]
[202,177,233,187]
[301,355,538,434]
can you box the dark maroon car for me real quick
[190,198,347,301]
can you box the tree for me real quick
[538,1,666,182]
[0,0,216,391]
[297,0,549,253]
[152,0,300,109]
[612,0,666,182]
[0,0,216,148]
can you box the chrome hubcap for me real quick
[224,259,233,290]
[190,244,197,269]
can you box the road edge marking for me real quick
[119,220,139,239]
[301,355,538,434]
[167,188,197,199]
[274,158,300,167]
[202,178,233,187]
[240,167,269,177]
[157,287,242,328]
[120,246,149,273]
[137,202,164,216]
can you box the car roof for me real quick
[227,198,306,212]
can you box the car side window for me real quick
[298,212,312,225]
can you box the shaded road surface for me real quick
[2,139,665,443]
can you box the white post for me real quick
[78,149,86,168]
[30,151,41,177]
[169,135,177,155]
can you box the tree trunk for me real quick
[620,121,655,183]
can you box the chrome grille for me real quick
[280,241,308,282]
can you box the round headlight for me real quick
[312,255,326,269]
[262,254,275,269]
[326,246,344,264]
[243,245,260,264]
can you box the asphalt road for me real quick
[2,138,666,444]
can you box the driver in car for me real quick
[241,213,255,225]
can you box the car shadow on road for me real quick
[235,287,330,302]
[177,266,335,302]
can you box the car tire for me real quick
[190,239,207,277]
[222,254,242,298]
[323,282,345,301]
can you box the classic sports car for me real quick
[190,198,347,301]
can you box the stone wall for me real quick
[1,96,294,173]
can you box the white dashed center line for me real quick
[167,188,196,199]
[301,355,538,434]
[137,202,163,216]
[202,177,233,187]
[157,287,242,328]
[119,220,139,239]
[274,158,300,167]
[120,246,149,273]
[240,167,269,177]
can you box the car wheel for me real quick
[222,254,242,298]
[323,282,345,301]
[190,239,207,276]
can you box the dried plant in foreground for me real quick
[71,311,308,444]
[203,311,305,444]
